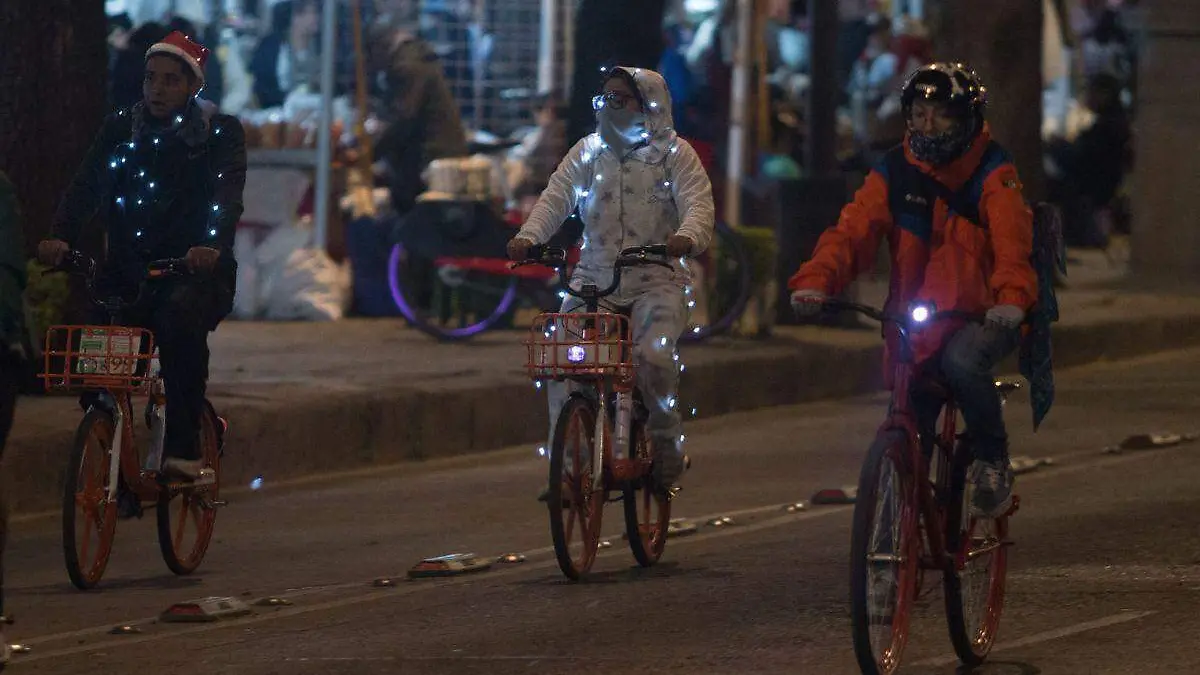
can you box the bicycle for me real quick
[389,210,752,343]
[518,244,680,580]
[41,251,226,590]
[810,298,1019,674]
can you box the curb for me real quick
[4,312,1199,516]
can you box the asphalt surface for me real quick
[5,347,1200,675]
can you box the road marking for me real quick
[911,610,1157,667]
[14,504,854,663]
[12,432,1180,664]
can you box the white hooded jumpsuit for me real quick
[516,67,715,485]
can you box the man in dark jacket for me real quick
[40,31,245,485]
[0,169,25,664]
[370,1,468,214]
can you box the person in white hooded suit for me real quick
[508,66,715,496]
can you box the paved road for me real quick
[6,348,1200,674]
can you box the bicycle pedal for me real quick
[200,498,228,510]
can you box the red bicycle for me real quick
[813,299,1019,674]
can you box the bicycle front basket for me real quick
[525,312,633,383]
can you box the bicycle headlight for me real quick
[566,345,587,363]
[909,302,935,324]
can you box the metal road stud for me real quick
[10,644,31,655]
[253,597,293,607]
[407,553,494,579]
[706,516,735,527]
[498,553,527,563]
[783,502,809,513]
[160,596,252,623]
[666,518,698,538]
[373,577,397,587]
[110,625,142,635]
[599,540,613,549]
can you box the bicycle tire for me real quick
[548,395,604,580]
[156,400,221,575]
[679,221,753,343]
[62,409,119,591]
[850,429,919,675]
[622,418,670,567]
[387,243,519,341]
[943,440,1010,667]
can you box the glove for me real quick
[790,289,828,318]
[985,304,1025,329]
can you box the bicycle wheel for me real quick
[679,221,753,343]
[943,442,1010,667]
[850,430,920,675]
[62,409,119,590]
[387,243,519,341]
[548,395,604,580]
[156,401,221,575]
[622,420,670,567]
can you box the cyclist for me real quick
[790,63,1037,518]
[38,31,244,490]
[507,66,715,497]
[1,169,25,666]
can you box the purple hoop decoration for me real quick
[387,243,519,339]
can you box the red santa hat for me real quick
[145,31,208,85]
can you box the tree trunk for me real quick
[567,0,669,146]
[930,0,1046,200]
[0,0,109,258]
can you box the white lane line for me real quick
[910,610,1157,667]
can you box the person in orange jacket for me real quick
[790,63,1037,519]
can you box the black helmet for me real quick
[900,62,987,165]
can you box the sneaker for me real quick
[161,458,215,485]
[969,459,1014,518]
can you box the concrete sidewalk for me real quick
[5,247,1199,515]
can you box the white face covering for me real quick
[596,105,648,155]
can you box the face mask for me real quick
[596,105,648,154]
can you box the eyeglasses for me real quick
[592,91,636,111]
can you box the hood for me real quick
[608,66,678,161]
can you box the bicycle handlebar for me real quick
[54,250,192,311]
[512,244,676,302]
[811,298,986,328]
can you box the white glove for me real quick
[791,289,828,318]
[985,304,1025,328]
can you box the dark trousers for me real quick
[910,323,1022,464]
[86,275,233,461]
[0,352,18,616]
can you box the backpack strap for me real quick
[882,141,1010,231]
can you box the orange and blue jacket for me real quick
[788,125,1038,381]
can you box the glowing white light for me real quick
[175,115,184,124]
[688,301,696,308]
[596,174,603,181]
[667,396,677,409]
[250,476,264,490]
[582,152,592,162]
[658,336,668,347]
[692,326,701,334]
[680,364,686,373]
[535,381,543,390]
[663,181,671,187]
[911,305,930,323]
[558,290,567,299]
[212,204,219,212]
[538,446,547,457]
[109,160,117,169]
[691,408,698,416]
[148,182,155,189]
[649,101,658,108]
[153,138,160,145]
[209,228,217,236]
[115,197,125,206]
[135,230,143,237]
[567,345,587,363]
